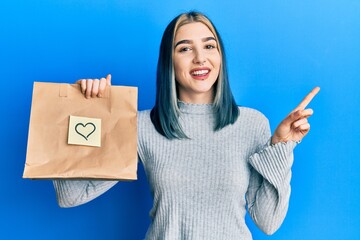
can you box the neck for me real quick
[178,92,214,104]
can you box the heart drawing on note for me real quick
[75,122,96,141]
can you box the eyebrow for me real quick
[174,37,217,48]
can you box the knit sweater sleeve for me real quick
[246,117,297,235]
[53,180,118,208]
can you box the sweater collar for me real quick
[177,100,215,115]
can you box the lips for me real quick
[190,67,211,80]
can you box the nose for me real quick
[193,49,206,65]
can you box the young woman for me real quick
[53,11,319,239]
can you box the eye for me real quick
[179,46,192,52]
[205,44,216,50]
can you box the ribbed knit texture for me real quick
[53,102,297,240]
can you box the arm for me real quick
[246,87,320,234]
[246,120,296,235]
[54,74,117,208]
[53,179,118,208]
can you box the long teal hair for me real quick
[150,11,239,139]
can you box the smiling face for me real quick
[173,22,221,104]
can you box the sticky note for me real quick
[68,116,101,147]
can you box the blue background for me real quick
[1,0,359,239]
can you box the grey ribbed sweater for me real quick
[53,102,296,240]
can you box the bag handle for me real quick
[59,83,110,98]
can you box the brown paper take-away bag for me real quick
[23,82,138,180]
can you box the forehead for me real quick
[174,22,215,42]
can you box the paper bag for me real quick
[23,82,138,180]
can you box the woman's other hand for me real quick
[76,74,112,98]
[271,87,320,145]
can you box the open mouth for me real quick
[190,68,210,79]
[191,69,209,76]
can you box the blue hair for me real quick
[150,11,239,139]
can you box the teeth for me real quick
[192,70,209,76]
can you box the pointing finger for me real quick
[293,86,320,112]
